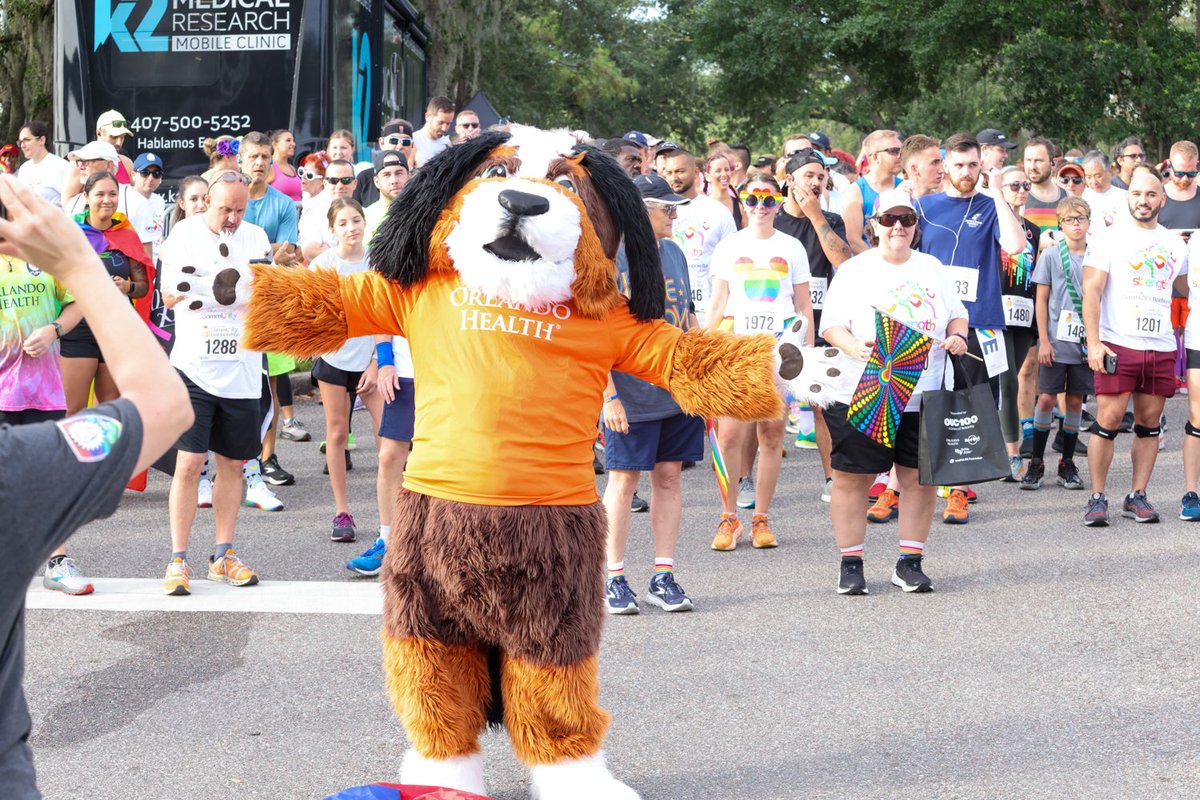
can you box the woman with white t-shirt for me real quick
[707,174,814,551]
[310,198,384,544]
[819,189,969,596]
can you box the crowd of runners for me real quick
[4,96,1198,609]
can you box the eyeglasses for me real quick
[384,136,413,147]
[739,189,783,209]
[1174,169,1200,178]
[874,146,902,157]
[1058,175,1084,185]
[459,122,480,129]
[1003,181,1032,191]
[299,168,321,181]
[139,168,163,178]
[325,176,354,185]
[876,212,918,228]
[207,170,251,188]
[1059,215,1088,225]
[1119,151,1145,161]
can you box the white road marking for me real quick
[26,578,384,615]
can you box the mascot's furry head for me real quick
[369,125,665,322]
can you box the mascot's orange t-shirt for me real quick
[341,271,684,506]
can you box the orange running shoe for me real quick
[163,558,191,596]
[867,488,899,523]
[750,515,778,548]
[208,550,260,586]
[942,489,970,524]
[711,515,744,551]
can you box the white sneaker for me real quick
[197,477,213,508]
[43,557,94,595]
[530,753,640,800]
[736,476,756,509]
[820,477,833,503]
[400,750,486,796]
[243,475,284,511]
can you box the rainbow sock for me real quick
[840,544,863,559]
[654,558,674,574]
[899,539,925,559]
[607,561,625,579]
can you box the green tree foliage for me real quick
[0,0,54,141]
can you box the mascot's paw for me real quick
[401,749,487,796]
[529,753,640,800]
[174,238,253,312]
[775,318,855,408]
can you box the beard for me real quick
[950,173,978,194]
[1131,202,1158,222]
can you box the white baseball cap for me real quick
[67,140,120,165]
[873,188,916,216]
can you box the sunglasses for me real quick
[874,146,902,157]
[1004,181,1032,191]
[739,189,783,209]
[1058,175,1084,185]
[107,120,129,130]
[325,176,354,185]
[1174,169,1200,178]
[207,170,251,188]
[459,122,480,129]
[139,168,163,178]
[1119,151,1145,161]
[1059,215,1088,225]
[384,136,413,147]
[876,212,918,228]
[299,168,321,181]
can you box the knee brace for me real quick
[1186,421,1200,439]
[1090,422,1119,440]
[1133,423,1161,438]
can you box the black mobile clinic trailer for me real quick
[56,0,429,195]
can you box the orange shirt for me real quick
[341,272,684,505]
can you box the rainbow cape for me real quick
[75,210,156,325]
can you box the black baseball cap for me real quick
[753,154,776,169]
[633,174,688,204]
[785,148,828,174]
[655,140,681,155]
[381,120,414,138]
[373,150,409,171]
[977,128,1017,150]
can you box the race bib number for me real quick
[1056,309,1083,343]
[947,265,978,303]
[690,281,708,309]
[734,311,784,335]
[1132,303,1166,337]
[1002,295,1033,328]
[808,277,828,310]
[200,324,240,362]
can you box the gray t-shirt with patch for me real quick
[1033,246,1086,365]
[0,400,143,798]
[612,239,694,423]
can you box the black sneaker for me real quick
[1084,493,1109,527]
[1019,435,1033,458]
[1052,429,1089,455]
[260,454,295,486]
[891,557,933,593]
[1122,490,1160,523]
[1019,458,1044,490]
[605,575,639,615]
[1056,459,1084,490]
[645,571,693,612]
[322,449,353,475]
[1119,411,1134,433]
[838,557,868,595]
[630,492,649,513]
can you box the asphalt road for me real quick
[23,393,1200,800]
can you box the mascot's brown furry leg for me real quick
[382,491,630,799]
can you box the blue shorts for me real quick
[378,378,415,442]
[604,413,705,471]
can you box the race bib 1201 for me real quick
[1002,295,1033,328]
[1132,302,1167,337]
[947,265,979,303]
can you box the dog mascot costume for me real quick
[231,126,842,799]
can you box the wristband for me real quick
[950,332,969,344]
[606,394,619,402]
[375,341,394,367]
[52,322,63,339]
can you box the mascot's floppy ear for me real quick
[370,130,512,285]
[572,144,666,323]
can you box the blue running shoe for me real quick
[1181,492,1200,521]
[605,575,639,615]
[347,538,385,576]
[645,571,694,612]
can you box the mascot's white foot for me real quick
[775,317,856,406]
[529,752,640,800]
[401,749,487,796]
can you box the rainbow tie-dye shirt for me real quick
[0,258,72,411]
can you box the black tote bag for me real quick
[918,355,1009,486]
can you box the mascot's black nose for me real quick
[498,190,550,218]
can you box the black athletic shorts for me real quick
[311,357,364,392]
[175,371,262,460]
[825,401,921,474]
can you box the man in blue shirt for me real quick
[914,132,1025,523]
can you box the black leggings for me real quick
[999,326,1037,443]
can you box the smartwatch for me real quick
[51,322,63,339]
